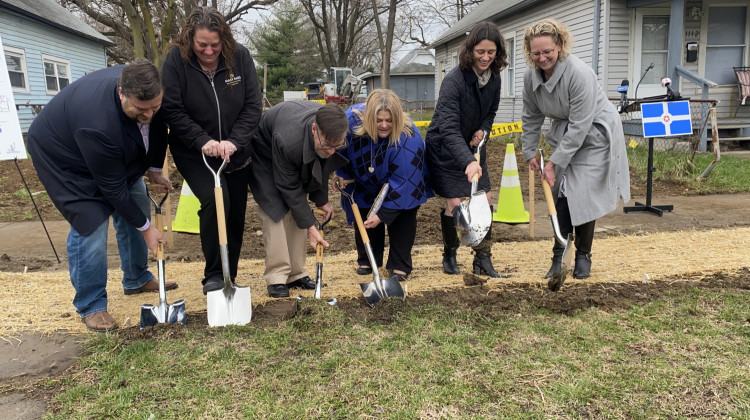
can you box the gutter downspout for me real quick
[592,0,601,75]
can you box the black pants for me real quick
[173,152,250,283]
[354,206,419,275]
[555,196,595,253]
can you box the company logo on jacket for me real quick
[225,74,242,86]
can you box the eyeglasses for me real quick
[530,48,556,58]
[314,125,348,150]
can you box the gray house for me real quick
[1,0,113,132]
[432,0,749,140]
[361,62,436,108]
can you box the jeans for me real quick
[67,179,154,317]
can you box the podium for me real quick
[623,137,673,216]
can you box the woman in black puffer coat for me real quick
[425,21,507,277]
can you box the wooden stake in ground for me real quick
[529,165,535,238]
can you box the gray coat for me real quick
[521,54,630,226]
[248,101,347,229]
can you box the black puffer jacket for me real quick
[161,44,262,172]
[425,66,501,198]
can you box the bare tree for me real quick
[59,0,279,66]
[397,0,482,48]
[369,0,398,88]
[299,0,377,70]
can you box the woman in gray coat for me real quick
[425,21,508,278]
[521,19,630,279]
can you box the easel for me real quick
[622,137,673,216]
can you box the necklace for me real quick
[368,139,377,173]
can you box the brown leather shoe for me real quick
[83,311,119,333]
[124,277,178,295]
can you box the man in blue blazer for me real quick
[27,59,177,333]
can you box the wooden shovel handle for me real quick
[316,232,324,263]
[214,187,227,246]
[471,151,481,183]
[541,178,557,216]
[313,208,327,216]
[351,202,370,244]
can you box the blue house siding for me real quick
[1,7,108,132]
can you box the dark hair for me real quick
[458,21,508,75]
[315,103,348,140]
[118,58,162,100]
[174,7,237,70]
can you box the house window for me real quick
[42,55,71,94]
[502,34,515,97]
[4,46,28,92]
[705,6,747,85]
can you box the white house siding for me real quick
[434,0,628,124]
[0,7,108,132]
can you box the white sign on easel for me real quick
[0,35,28,160]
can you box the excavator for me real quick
[322,67,364,104]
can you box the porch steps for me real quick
[710,118,750,143]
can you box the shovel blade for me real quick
[207,285,252,327]
[381,276,405,299]
[139,300,187,330]
[547,233,574,292]
[454,193,492,247]
[360,281,385,307]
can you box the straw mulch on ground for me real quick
[1,227,748,337]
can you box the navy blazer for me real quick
[27,65,167,236]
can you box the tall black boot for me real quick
[544,242,565,279]
[573,220,595,279]
[472,222,506,278]
[440,210,460,275]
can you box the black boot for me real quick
[544,243,565,279]
[440,210,460,275]
[573,220,595,279]
[472,223,506,278]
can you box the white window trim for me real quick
[4,45,29,93]
[41,54,71,95]
[502,32,515,98]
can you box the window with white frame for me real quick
[705,6,747,85]
[502,34,515,97]
[42,55,71,94]
[4,46,28,92]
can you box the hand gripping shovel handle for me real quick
[535,149,567,247]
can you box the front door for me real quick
[634,9,670,98]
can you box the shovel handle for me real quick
[541,178,557,216]
[214,187,228,246]
[155,212,165,260]
[351,202,370,244]
[316,233,324,263]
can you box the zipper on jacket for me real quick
[190,61,225,141]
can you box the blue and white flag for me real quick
[641,101,692,138]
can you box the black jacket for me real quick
[27,65,167,236]
[248,101,347,228]
[161,44,262,172]
[425,67,501,198]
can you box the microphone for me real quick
[634,63,654,100]
[616,79,629,113]
[661,77,681,100]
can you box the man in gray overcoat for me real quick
[248,102,349,298]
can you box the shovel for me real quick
[203,154,252,326]
[535,149,573,292]
[454,134,492,247]
[312,208,332,300]
[140,190,186,330]
[337,180,404,306]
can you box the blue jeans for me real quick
[67,179,154,317]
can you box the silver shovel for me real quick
[535,149,573,292]
[337,181,404,306]
[140,191,186,330]
[454,134,492,247]
[203,154,252,326]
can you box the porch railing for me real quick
[675,65,718,151]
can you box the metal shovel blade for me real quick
[140,299,187,329]
[454,188,492,247]
[547,233,573,292]
[207,285,253,327]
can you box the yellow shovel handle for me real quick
[351,202,370,244]
[214,187,227,246]
[541,178,557,217]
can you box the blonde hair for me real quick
[353,89,413,145]
[523,18,573,68]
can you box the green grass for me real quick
[627,144,750,193]
[43,287,750,419]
